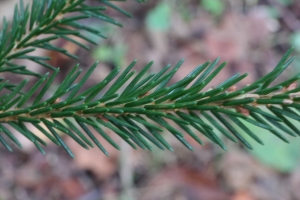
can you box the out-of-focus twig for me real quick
[267,0,300,31]
[120,141,134,200]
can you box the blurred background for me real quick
[1,0,300,199]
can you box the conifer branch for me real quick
[0,0,129,76]
[0,49,298,156]
[0,0,299,157]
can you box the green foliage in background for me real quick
[146,2,171,31]
[290,32,300,52]
[201,0,225,17]
[0,0,300,163]
[93,44,127,67]
[276,0,294,6]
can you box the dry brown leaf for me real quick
[66,128,120,179]
[232,190,255,200]
[139,166,231,200]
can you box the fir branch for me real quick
[0,49,298,156]
[0,0,299,157]
[0,0,129,75]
